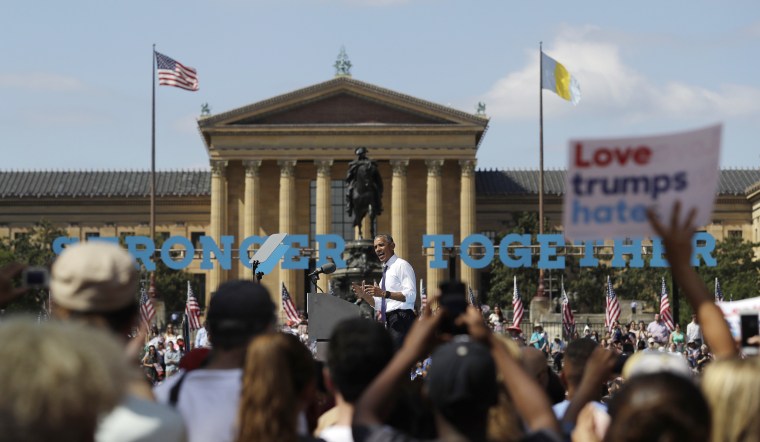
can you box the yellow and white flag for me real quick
[541,52,581,105]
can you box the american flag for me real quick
[155,51,199,91]
[512,276,524,328]
[185,281,202,330]
[139,283,156,330]
[468,286,479,308]
[561,282,575,339]
[660,277,674,331]
[605,276,620,331]
[715,278,724,302]
[37,290,51,323]
[419,279,427,312]
[281,282,301,325]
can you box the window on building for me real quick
[191,232,205,250]
[481,231,497,242]
[119,231,135,246]
[310,180,354,243]
[156,231,170,245]
[696,230,708,248]
[85,231,100,240]
[728,230,743,239]
[13,232,29,242]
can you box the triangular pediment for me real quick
[199,76,488,129]
[232,92,449,125]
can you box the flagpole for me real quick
[671,273,680,325]
[151,44,157,250]
[537,41,546,298]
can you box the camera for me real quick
[22,266,49,289]
[740,312,759,356]
[438,281,469,335]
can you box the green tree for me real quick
[563,257,609,314]
[486,212,543,309]
[0,221,65,313]
[698,235,760,301]
[142,236,198,326]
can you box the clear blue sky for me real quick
[2,0,759,171]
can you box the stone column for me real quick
[209,160,228,295]
[459,159,477,292]
[390,159,409,260]
[425,159,444,295]
[278,160,298,308]
[315,159,333,292]
[243,160,262,279]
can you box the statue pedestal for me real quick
[328,239,381,320]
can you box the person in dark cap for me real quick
[154,280,276,442]
[353,302,561,442]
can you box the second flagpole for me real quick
[150,44,157,247]
[537,41,546,299]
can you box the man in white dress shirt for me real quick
[362,234,417,348]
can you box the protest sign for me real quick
[563,124,722,241]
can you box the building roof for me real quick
[476,168,760,196]
[0,168,758,198]
[198,76,489,128]
[476,169,567,196]
[0,171,210,198]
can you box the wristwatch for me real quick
[384,291,391,299]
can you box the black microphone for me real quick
[308,262,336,277]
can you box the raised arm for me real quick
[353,303,443,426]
[459,306,560,435]
[561,347,616,431]
[647,202,737,359]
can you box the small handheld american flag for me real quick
[419,279,427,313]
[512,276,524,328]
[140,283,156,330]
[605,276,620,331]
[468,286,479,308]
[281,282,300,325]
[714,278,724,302]
[561,282,575,338]
[660,277,674,331]
[185,281,202,330]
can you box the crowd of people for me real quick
[487,313,716,375]
[0,203,757,442]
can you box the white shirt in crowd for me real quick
[154,369,242,442]
[97,394,187,442]
[687,321,703,343]
[319,425,354,442]
[373,254,416,312]
[194,327,209,348]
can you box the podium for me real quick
[307,292,362,361]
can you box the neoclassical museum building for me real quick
[2,73,760,310]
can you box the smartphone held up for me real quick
[21,267,49,290]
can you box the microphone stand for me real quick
[309,273,325,294]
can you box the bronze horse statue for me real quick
[346,147,383,239]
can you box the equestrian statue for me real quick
[345,147,383,239]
